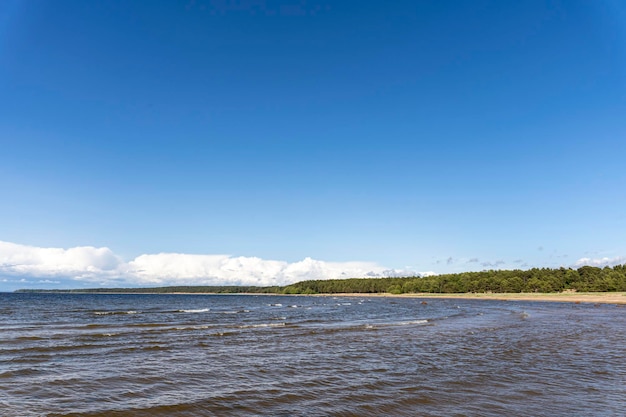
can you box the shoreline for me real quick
[313,292,626,304]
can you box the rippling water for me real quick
[1,293,625,416]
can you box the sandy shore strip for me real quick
[37,291,626,304]
[313,292,626,304]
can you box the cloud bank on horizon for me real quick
[0,240,429,289]
[1,240,625,290]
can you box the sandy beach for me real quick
[316,292,626,305]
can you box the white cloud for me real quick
[0,240,123,279]
[574,256,626,268]
[0,240,429,288]
[123,254,430,286]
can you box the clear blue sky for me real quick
[1,0,625,289]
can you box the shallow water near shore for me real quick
[1,293,625,416]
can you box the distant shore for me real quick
[316,292,626,304]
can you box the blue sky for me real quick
[1,0,625,290]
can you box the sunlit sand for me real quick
[317,292,626,304]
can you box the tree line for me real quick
[281,265,626,294]
[15,265,626,294]
[15,285,282,294]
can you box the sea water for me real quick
[1,293,624,416]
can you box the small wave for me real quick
[93,310,140,315]
[240,322,286,329]
[143,345,168,351]
[177,308,210,313]
[209,331,236,337]
[174,325,215,331]
[396,319,428,326]
[367,319,429,329]
[15,336,45,341]
[85,332,117,338]
[0,368,42,378]
[269,303,283,307]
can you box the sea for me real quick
[1,293,625,417]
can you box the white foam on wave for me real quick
[240,322,286,329]
[366,319,429,329]
[396,319,428,326]
[178,308,210,313]
[175,325,213,331]
[93,310,140,315]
